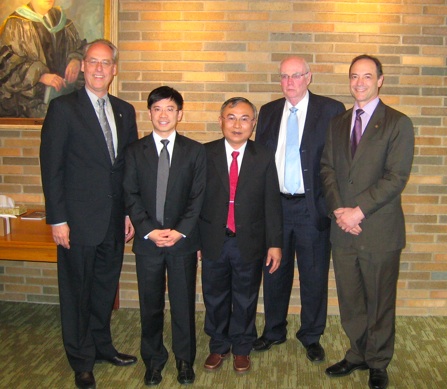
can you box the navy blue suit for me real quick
[40,87,138,371]
[255,92,345,346]
[199,139,282,355]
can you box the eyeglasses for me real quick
[84,59,114,68]
[151,106,178,114]
[222,115,255,125]
[279,72,309,81]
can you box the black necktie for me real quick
[156,139,170,224]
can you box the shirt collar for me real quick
[354,97,380,117]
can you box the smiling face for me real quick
[81,42,117,98]
[148,98,183,138]
[349,58,384,108]
[219,101,256,149]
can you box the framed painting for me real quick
[0,0,117,126]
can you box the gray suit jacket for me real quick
[320,100,414,251]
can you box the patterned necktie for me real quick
[97,98,115,163]
[284,107,301,194]
[156,139,170,225]
[227,151,240,233]
[351,108,365,157]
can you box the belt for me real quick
[225,228,236,237]
[280,193,305,200]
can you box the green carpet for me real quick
[0,301,446,388]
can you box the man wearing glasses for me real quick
[199,97,282,373]
[123,86,206,386]
[254,56,345,364]
[40,39,138,389]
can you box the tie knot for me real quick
[356,108,364,118]
[161,139,169,147]
[231,151,239,159]
[97,98,105,109]
[290,107,298,114]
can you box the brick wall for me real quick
[1,0,446,315]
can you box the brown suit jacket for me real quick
[320,100,414,252]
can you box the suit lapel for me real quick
[168,134,186,190]
[261,98,285,150]
[352,101,386,164]
[210,139,230,194]
[142,133,159,168]
[109,95,125,159]
[301,92,318,148]
[338,108,354,164]
[237,141,256,192]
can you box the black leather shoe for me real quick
[369,368,388,389]
[176,360,195,385]
[144,368,162,386]
[325,359,369,377]
[252,336,286,351]
[97,352,137,366]
[74,371,96,389]
[305,342,325,362]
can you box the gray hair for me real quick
[220,97,258,120]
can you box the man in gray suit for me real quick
[321,55,414,389]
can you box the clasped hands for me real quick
[334,206,364,236]
[148,229,183,247]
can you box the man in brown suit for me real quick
[320,55,414,389]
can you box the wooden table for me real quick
[0,213,120,308]
[0,213,56,262]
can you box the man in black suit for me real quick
[40,39,138,389]
[123,86,206,386]
[253,56,345,362]
[321,55,414,389]
[200,97,283,373]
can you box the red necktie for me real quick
[351,108,364,157]
[227,151,240,233]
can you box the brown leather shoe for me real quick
[233,355,250,373]
[204,352,230,370]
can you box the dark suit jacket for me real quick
[255,91,345,231]
[40,87,138,245]
[123,132,206,256]
[199,139,283,261]
[320,100,415,251]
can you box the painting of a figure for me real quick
[0,0,105,118]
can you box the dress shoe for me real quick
[144,368,162,386]
[252,336,286,351]
[325,359,369,377]
[176,359,195,384]
[74,371,96,389]
[204,351,230,370]
[369,368,389,389]
[97,352,137,366]
[305,342,325,362]
[233,355,250,373]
